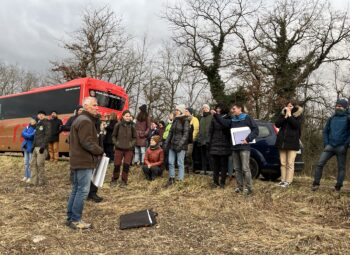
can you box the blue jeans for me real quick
[168,149,186,180]
[67,169,93,222]
[134,146,146,164]
[23,151,32,178]
[232,150,252,190]
[313,145,348,189]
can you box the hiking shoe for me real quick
[243,188,253,196]
[119,181,127,188]
[280,182,290,188]
[311,185,319,192]
[234,187,242,193]
[68,220,91,230]
[277,181,286,186]
[164,178,175,188]
[219,183,225,189]
[210,182,219,189]
[26,178,31,183]
[22,177,28,182]
[110,180,118,188]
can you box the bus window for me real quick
[0,86,80,119]
[90,89,125,111]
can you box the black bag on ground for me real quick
[119,209,158,230]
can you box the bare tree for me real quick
[0,62,42,96]
[240,0,350,118]
[51,6,132,82]
[164,0,254,103]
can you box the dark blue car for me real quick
[193,120,304,180]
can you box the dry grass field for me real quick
[0,154,350,255]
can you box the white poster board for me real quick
[92,156,110,187]
[230,127,256,145]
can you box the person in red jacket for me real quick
[142,135,164,181]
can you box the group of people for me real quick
[20,96,350,230]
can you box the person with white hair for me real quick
[66,97,104,230]
[197,104,213,175]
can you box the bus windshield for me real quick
[90,89,125,111]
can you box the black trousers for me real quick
[200,145,210,173]
[210,154,229,185]
[89,182,98,196]
[104,143,114,161]
[142,165,162,180]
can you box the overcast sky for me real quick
[0,0,348,73]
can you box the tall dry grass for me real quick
[0,154,349,255]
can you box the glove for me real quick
[39,147,45,154]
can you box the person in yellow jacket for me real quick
[184,107,199,173]
[162,112,174,170]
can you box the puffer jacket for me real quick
[112,120,137,150]
[209,114,231,155]
[21,125,36,153]
[69,111,104,170]
[165,115,190,152]
[275,106,303,151]
[32,119,51,149]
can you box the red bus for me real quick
[0,78,128,155]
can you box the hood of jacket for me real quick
[281,105,303,117]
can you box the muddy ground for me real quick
[0,154,349,255]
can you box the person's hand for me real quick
[210,109,216,115]
[241,139,248,144]
[39,147,45,154]
[148,164,151,168]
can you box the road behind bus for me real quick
[0,155,349,254]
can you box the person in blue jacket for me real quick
[211,103,259,195]
[21,116,37,182]
[312,99,350,193]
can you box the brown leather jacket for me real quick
[69,111,104,170]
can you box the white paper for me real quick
[230,127,256,145]
[92,156,110,187]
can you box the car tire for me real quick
[261,172,280,181]
[249,158,260,179]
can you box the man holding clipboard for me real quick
[211,103,259,195]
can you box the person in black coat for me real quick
[209,103,231,188]
[103,112,118,161]
[275,101,303,188]
[211,103,259,195]
[48,110,63,162]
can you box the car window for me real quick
[258,125,270,138]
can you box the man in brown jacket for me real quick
[66,97,104,230]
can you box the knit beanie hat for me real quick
[139,104,147,112]
[336,99,349,109]
[186,107,194,115]
[176,104,186,114]
[151,135,161,144]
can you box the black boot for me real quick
[164,177,175,188]
[87,193,103,203]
